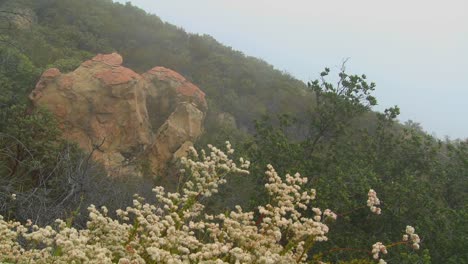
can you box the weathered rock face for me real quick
[30,53,207,177]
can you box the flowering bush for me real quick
[0,142,420,263]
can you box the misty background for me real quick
[115,0,467,139]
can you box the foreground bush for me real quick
[0,143,420,263]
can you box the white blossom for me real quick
[0,143,420,263]
[367,189,382,215]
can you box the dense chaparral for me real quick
[0,143,420,263]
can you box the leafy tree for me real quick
[305,63,376,157]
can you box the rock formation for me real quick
[30,53,207,177]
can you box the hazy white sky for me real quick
[115,0,467,139]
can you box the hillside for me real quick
[0,0,466,263]
[0,0,311,140]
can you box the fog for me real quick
[115,0,468,139]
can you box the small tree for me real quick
[305,62,377,154]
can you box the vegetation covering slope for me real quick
[0,0,466,263]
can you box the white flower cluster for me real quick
[367,189,381,215]
[323,209,337,220]
[371,241,388,261]
[369,225,422,263]
[403,225,421,250]
[256,165,335,260]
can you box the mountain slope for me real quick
[0,1,466,263]
[1,0,311,140]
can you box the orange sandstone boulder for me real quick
[30,53,207,177]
